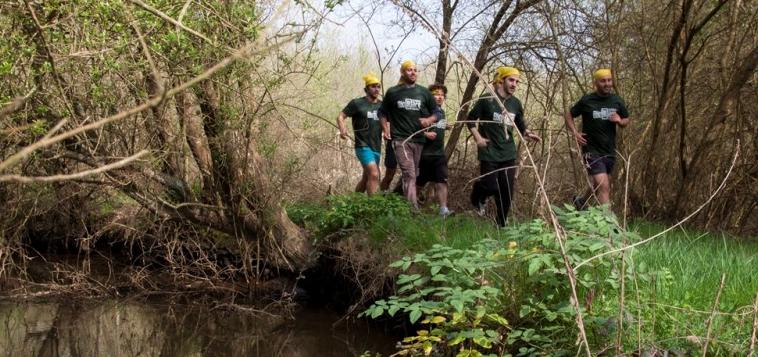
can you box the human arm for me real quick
[515,108,541,143]
[337,111,349,140]
[466,99,489,147]
[609,100,630,127]
[419,90,438,128]
[469,126,489,148]
[380,112,391,140]
[608,112,630,127]
[564,110,587,146]
[419,114,436,128]
[378,97,392,140]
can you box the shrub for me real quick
[362,205,650,356]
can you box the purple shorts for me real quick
[584,153,615,175]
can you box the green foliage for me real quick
[287,193,411,241]
[362,205,650,356]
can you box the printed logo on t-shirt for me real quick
[592,108,617,120]
[436,119,446,129]
[367,110,378,121]
[397,98,422,111]
[493,112,515,126]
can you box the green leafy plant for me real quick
[363,205,651,356]
[287,193,411,241]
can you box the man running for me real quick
[564,69,630,206]
[379,60,437,209]
[417,83,452,216]
[337,72,383,195]
[467,66,540,227]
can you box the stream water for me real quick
[0,299,397,356]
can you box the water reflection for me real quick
[0,299,396,357]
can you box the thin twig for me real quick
[703,273,726,356]
[0,33,300,173]
[388,2,593,353]
[130,0,215,46]
[0,150,148,183]
[0,87,36,121]
[574,142,741,271]
[749,293,758,356]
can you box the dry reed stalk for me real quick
[703,273,726,356]
[387,1,594,353]
[749,293,758,356]
[574,142,740,271]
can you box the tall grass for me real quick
[630,221,758,310]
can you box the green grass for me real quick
[630,221,758,311]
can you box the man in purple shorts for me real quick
[564,69,631,207]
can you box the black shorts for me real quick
[417,155,448,186]
[584,153,615,175]
[384,140,397,169]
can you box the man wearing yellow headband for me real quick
[564,68,630,207]
[467,66,541,227]
[379,60,437,209]
[337,72,382,194]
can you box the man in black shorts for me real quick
[564,69,630,207]
[467,66,541,227]
[417,83,451,216]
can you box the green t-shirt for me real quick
[569,93,629,157]
[467,93,526,162]
[379,84,436,144]
[421,107,446,157]
[342,97,382,152]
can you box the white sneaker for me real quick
[474,203,486,217]
[439,207,453,217]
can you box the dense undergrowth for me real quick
[288,193,758,356]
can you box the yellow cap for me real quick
[400,60,416,71]
[494,66,520,83]
[363,72,380,86]
[593,68,612,80]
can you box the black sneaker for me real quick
[572,195,586,210]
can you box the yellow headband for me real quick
[363,72,380,87]
[400,60,416,71]
[431,89,445,96]
[494,66,520,83]
[593,69,612,80]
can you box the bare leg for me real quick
[380,167,396,191]
[591,173,611,205]
[355,170,367,193]
[365,164,380,195]
[435,182,448,209]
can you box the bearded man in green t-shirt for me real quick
[379,60,437,209]
[564,69,630,207]
[467,66,541,227]
[337,73,383,195]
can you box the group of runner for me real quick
[337,61,629,227]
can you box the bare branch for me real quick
[0,150,149,183]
